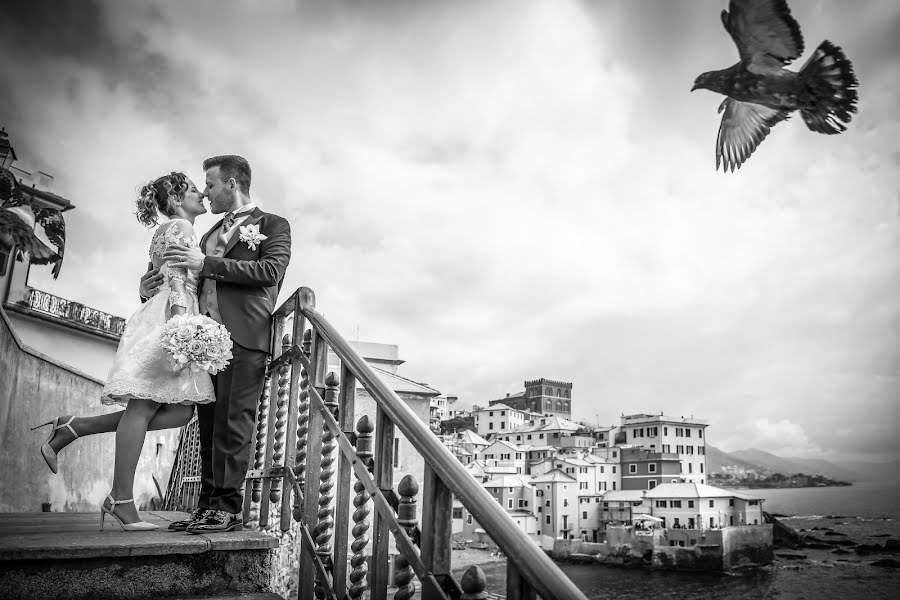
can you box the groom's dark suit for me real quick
[196,206,291,515]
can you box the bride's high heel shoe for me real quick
[31,416,79,474]
[99,495,159,532]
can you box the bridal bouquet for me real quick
[159,314,233,375]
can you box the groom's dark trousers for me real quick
[195,206,292,516]
[197,342,267,515]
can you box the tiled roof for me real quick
[530,469,577,483]
[370,366,440,396]
[643,483,761,501]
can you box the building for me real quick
[477,439,529,475]
[619,446,682,491]
[487,378,573,419]
[599,490,649,525]
[531,469,578,542]
[494,414,584,447]
[471,403,532,438]
[615,413,709,484]
[644,483,765,529]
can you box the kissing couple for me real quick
[33,155,292,533]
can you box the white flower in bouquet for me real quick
[160,314,233,375]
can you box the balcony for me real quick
[10,288,126,340]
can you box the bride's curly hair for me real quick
[135,172,190,227]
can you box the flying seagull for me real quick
[692,0,859,172]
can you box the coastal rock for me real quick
[823,531,846,537]
[871,559,900,569]
[566,553,596,565]
[776,552,807,560]
[883,539,900,552]
[831,549,853,555]
[856,544,883,556]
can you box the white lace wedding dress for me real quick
[101,218,216,406]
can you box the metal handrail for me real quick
[296,288,588,600]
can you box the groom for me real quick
[143,155,291,532]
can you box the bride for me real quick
[32,171,216,531]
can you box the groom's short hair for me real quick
[203,155,251,194]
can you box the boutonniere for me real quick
[238,223,268,250]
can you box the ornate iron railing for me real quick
[166,287,588,600]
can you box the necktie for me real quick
[223,212,236,230]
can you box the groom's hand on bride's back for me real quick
[139,265,164,301]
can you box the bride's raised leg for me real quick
[107,398,162,525]
[46,404,195,454]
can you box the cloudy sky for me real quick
[2,0,898,462]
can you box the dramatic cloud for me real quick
[2,0,898,461]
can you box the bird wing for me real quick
[0,208,59,265]
[721,0,804,72]
[716,98,789,172]
[33,207,66,278]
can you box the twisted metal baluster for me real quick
[252,376,271,504]
[293,328,312,522]
[348,415,374,600]
[394,475,419,600]
[314,372,340,599]
[270,333,292,505]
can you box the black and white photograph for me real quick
[0,1,897,599]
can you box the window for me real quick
[664,427,668,435]
[501,422,506,429]
[453,507,463,519]
[688,463,693,473]
[507,499,513,509]
[539,434,544,439]
[729,499,735,507]
[647,480,657,490]
[600,466,604,474]
[546,500,551,507]
[699,430,703,438]
[489,411,494,416]
[519,499,526,508]
[516,435,522,441]
[648,464,657,473]
[686,429,691,438]
[613,466,617,473]
[501,411,506,416]
[629,464,637,474]
[688,500,694,508]
[656,500,667,508]
[563,499,569,507]
[709,500,714,508]
[709,517,715,528]
[671,500,682,508]
[488,422,494,430]
[467,514,473,524]
[700,464,704,473]
[582,511,588,520]
[546,515,552,524]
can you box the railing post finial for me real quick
[460,566,488,600]
[299,286,316,310]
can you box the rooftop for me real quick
[643,483,762,501]
[621,413,709,426]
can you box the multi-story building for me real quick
[494,414,583,447]
[615,413,709,484]
[644,483,765,529]
[599,490,649,525]
[487,378,573,419]
[576,493,604,542]
[477,439,529,475]
[531,469,579,541]
[619,447,682,491]
[471,403,532,438]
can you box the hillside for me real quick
[727,448,863,482]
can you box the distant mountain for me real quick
[705,445,765,474]
[729,448,862,482]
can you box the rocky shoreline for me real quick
[769,512,900,569]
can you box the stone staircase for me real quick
[0,511,283,600]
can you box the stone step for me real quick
[0,511,280,600]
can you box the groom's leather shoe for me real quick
[186,509,243,534]
[168,508,209,531]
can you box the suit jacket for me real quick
[198,207,292,353]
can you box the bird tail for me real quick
[798,41,859,134]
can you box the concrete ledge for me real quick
[0,512,278,561]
